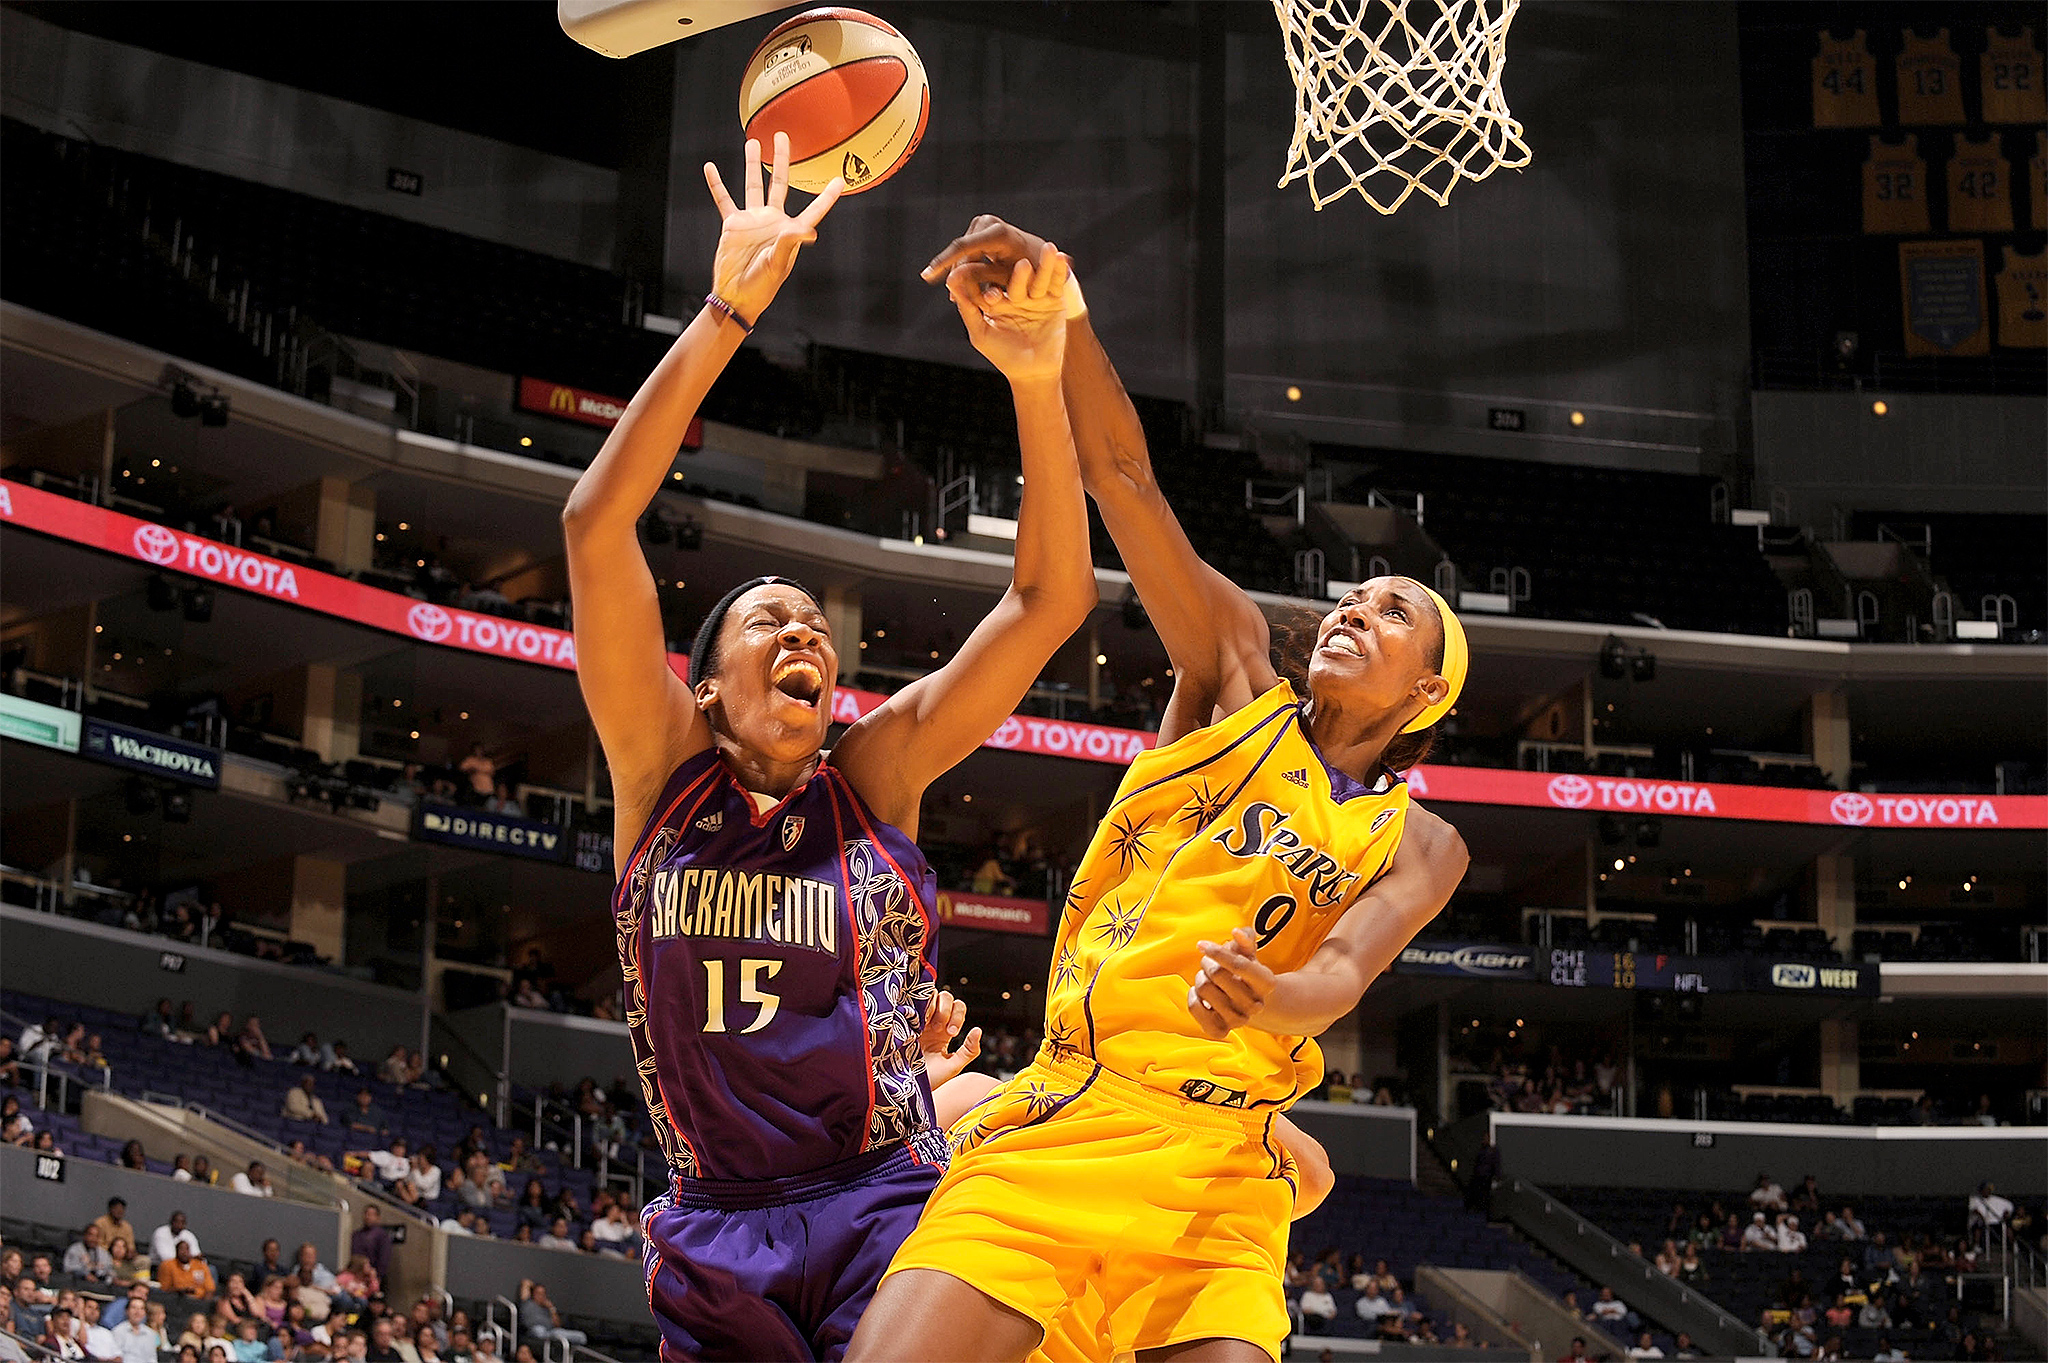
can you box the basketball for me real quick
[738,8,929,196]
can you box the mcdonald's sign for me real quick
[933,891,1050,936]
[517,376,702,447]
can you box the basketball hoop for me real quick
[1272,0,1530,213]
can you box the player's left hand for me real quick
[946,242,1071,385]
[1188,927,1277,1038]
[918,989,984,1088]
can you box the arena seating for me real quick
[1326,448,1788,637]
[1548,1184,2027,1361]
[2,989,616,1242]
[1288,1175,1657,1349]
[1851,512,2047,635]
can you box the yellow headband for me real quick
[1402,585,1468,734]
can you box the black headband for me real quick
[687,575,822,683]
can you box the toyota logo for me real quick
[1829,792,1874,826]
[407,603,453,642]
[1547,774,1594,808]
[988,716,1025,749]
[132,524,181,566]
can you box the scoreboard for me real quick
[1544,948,1733,992]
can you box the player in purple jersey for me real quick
[562,134,1096,1362]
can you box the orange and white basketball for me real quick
[738,8,929,195]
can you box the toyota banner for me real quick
[6,479,2045,828]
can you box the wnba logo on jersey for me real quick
[781,816,804,850]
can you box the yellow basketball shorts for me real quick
[883,1048,1298,1363]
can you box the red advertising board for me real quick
[6,479,2044,831]
[516,376,702,448]
[934,890,1050,936]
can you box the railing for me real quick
[1245,479,1307,525]
[0,1006,113,1113]
[1491,1176,1772,1359]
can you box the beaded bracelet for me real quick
[703,293,754,335]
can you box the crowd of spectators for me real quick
[1,1202,585,1363]
[1284,1251,1481,1347]
[1462,1042,1625,1118]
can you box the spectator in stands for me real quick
[514,1284,582,1349]
[514,1180,550,1232]
[0,1096,32,1146]
[171,1155,193,1180]
[17,1017,57,1064]
[589,1203,637,1255]
[1860,1289,1893,1329]
[1591,1286,1631,1331]
[117,1140,147,1171]
[334,1258,379,1313]
[355,1136,411,1186]
[141,1000,176,1040]
[1296,1272,1336,1334]
[1839,1205,1867,1240]
[11,1278,50,1336]
[1742,1212,1778,1251]
[322,1040,359,1075]
[231,1161,274,1197]
[1354,1279,1393,1321]
[1823,1294,1853,1330]
[350,1207,392,1284]
[1750,1173,1787,1211]
[1627,1330,1664,1358]
[157,1242,216,1299]
[237,1017,273,1061]
[29,1129,60,1156]
[366,1319,401,1363]
[285,1138,336,1174]
[108,1297,156,1363]
[288,1033,322,1066]
[41,1305,84,1360]
[190,1155,217,1185]
[1778,1214,1809,1253]
[1871,1337,1907,1362]
[175,1314,209,1352]
[62,1226,113,1283]
[152,1211,200,1263]
[538,1218,575,1252]
[107,1242,148,1289]
[499,1134,541,1176]
[402,1150,442,1203]
[1677,1243,1707,1286]
[346,1088,389,1137]
[90,1200,137,1262]
[1563,1338,1591,1363]
[377,1048,411,1087]
[459,746,498,806]
[1671,1333,1698,1359]
[1863,1231,1893,1274]
[1968,1181,2014,1234]
[285,1075,330,1124]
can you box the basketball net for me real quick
[1273,0,1530,213]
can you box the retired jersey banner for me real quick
[82,717,221,789]
[934,890,1050,936]
[1900,239,1990,355]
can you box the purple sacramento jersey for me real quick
[613,748,948,1361]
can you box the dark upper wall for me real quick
[662,4,1753,476]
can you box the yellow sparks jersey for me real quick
[1895,29,1964,125]
[1863,135,1931,234]
[1981,27,2046,124]
[1813,29,1879,127]
[1948,135,2015,232]
[1043,680,1409,1111]
[1995,246,2047,349]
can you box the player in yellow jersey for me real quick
[848,219,1472,1363]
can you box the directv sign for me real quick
[1746,958,1877,996]
[1395,942,1536,979]
[82,718,221,788]
[414,803,566,862]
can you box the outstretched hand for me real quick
[1188,927,1278,1038]
[703,131,844,325]
[946,241,1072,384]
[918,988,984,1088]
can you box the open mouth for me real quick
[771,659,825,709]
[1319,630,1365,658]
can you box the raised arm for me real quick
[831,246,1096,836]
[562,135,841,856]
[923,218,1277,743]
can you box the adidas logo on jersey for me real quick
[694,812,724,834]
[1281,768,1309,788]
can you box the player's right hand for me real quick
[703,131,844,325]
[947,242,1071,385]
[923,216,1086,319]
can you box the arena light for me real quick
[1569,410,1586,427]
[1286,385,1303,402]
[1871,400,1889,416]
